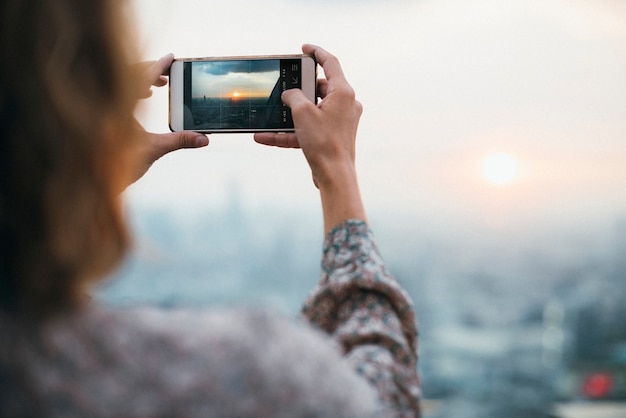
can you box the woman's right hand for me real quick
[254,44,367,233]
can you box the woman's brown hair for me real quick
[0,0,140,317]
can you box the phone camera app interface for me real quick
[183,59,301,130]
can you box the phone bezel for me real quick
[169,54,317,133]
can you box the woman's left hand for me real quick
[130,54,209,185]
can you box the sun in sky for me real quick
[482,152,518,186]
[232,91,241,98]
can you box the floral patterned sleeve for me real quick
[301,219,422,417]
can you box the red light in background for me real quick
[582,372,613,398]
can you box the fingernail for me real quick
[195,134,209,147]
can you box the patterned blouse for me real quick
[0,220,421,417]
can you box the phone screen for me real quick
[183,58,302,131]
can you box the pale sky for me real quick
[128,0,626,235]
[191,61,279,98]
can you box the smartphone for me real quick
[169,54,317,133]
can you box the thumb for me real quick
[153,131,209,158]
[281,88,315,114]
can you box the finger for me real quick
[317,78,329,99]
[155,53,175,77]
[152,75,168,88]
[302,44,346,84]
[138,89,153,99]
[153,131,209,158]
[254,132,300,148]
[282,88,317,115]
[143,54,175,87]
[135,54,175,98]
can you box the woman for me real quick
[0,0,421,416]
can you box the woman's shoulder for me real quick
[48,304,380,417]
